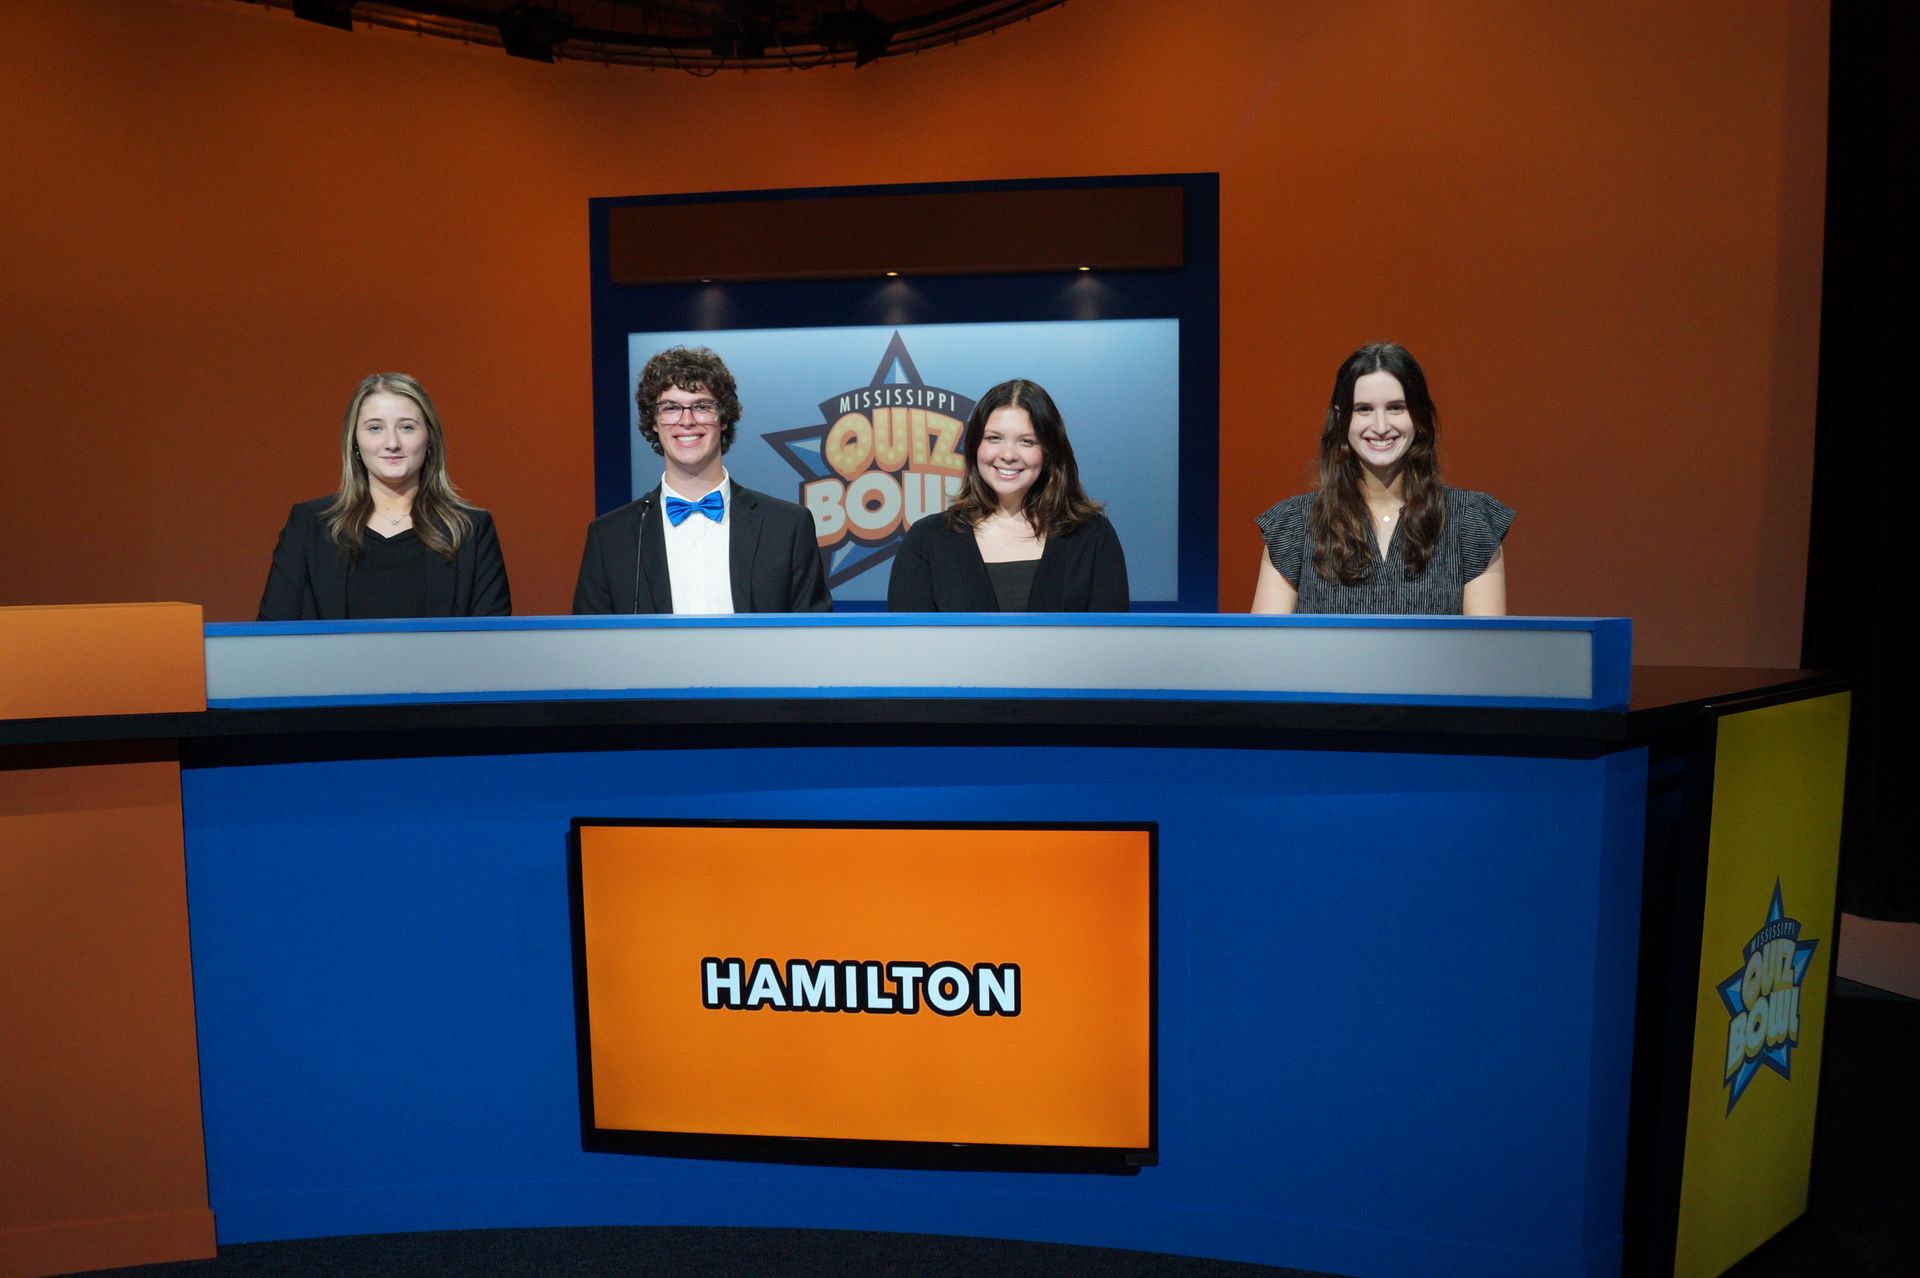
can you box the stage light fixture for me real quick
[292,0,353,31]
[813,5,895,68]
[851,12,893,67]
[708,16,770,60]
[498,4,570,62]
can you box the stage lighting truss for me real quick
[266,0,1069,71]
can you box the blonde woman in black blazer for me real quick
[258,373,509,620]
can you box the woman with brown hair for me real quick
[1252,343,1510,615]
[257,373,510,620]
[887,379,1128,612]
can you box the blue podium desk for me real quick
[0,617,1847,1278]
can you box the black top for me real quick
[346,529,437,620]
[1255,487,1513,615]
[887,513,1130,612]
[258,498,511,621]
[984,559,1040,612]
[572,481,832,614]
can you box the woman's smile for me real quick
[977,405,1044,508]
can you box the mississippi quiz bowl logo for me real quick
[1717,879,1819,1114]
[764,332,976,589]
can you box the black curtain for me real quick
[1801,0,1915,919]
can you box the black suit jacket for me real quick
[572,481,833,614]
[886,512,1130,612]
[257,497,511,621]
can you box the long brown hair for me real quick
[324,373,475,560]
[943,379,1104,537]
[1311,343,1444,585]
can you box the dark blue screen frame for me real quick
[587,174,1221,611]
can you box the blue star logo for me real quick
[762,332,974,590]
[1716,879,1818,1113]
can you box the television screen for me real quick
[571,819,1156,1168]
[622,320,1180,603]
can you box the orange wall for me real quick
[0,0,1827,665]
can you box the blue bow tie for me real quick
[664,489,725,526]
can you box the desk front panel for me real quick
[182,737,1645,1278]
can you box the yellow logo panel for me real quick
[1673,693,1847,1278]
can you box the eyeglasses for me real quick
[655,401,721,423]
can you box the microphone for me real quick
[631,492,656,614]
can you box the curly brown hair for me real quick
[633,346,741,456]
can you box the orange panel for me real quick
[0,604,205,721]
[0,753,215,1276]
[579,823,1152,1150]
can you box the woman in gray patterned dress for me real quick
[1251,343,1511,616]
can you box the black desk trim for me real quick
[0,668,1851,760]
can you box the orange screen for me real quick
[574,821,1154,1154]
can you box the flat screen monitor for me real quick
[589,176,1220,610]
[621,320,1180,603]
[570,818,1157,1170]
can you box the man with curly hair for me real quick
[573,346,832,614]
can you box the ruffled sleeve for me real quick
[1254,494,1313,587]
[1448,489,1515,581]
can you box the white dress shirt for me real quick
[661,473,735,615]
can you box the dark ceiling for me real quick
[271,0,1070,69]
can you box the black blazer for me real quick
[886,512,1130,612]
[256,497,511,621]
[572,481,832,614]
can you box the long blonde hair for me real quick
[324,373,474,560]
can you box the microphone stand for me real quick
[631,492,655,614]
